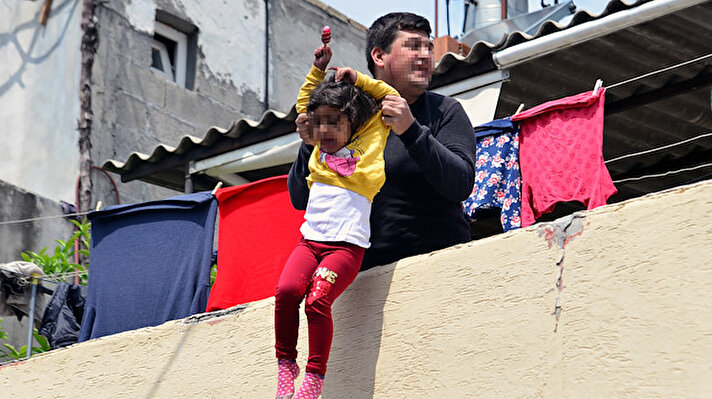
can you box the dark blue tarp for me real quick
[79,192,218,341]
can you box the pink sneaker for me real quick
[276,359,300,399]
[293,372,325,399]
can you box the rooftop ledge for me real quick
[2,180,711,398]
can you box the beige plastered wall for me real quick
[1,180,711,398]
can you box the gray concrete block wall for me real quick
[270,0,368,113]
[0,180,74,264]
[91,5,183,205]
[88,0,369,205]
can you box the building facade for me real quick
[0,0,368,262]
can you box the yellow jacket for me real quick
[296,65,399,202]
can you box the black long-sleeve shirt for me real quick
[288,91,476,270]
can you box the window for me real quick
[151,21,188,87]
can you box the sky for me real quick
[319,0,610,38]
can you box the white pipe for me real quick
[433,69,509,97]
[492,0,709,68]
[193,133,301,176]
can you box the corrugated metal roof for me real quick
[104,0,712,205]
[103,107,297,192]
[431,0,654,87]
[493,0,712,203]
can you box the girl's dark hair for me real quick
[306,75,379,135]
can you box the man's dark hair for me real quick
[307,76,379,135]
[366,12,432,75]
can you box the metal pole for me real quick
[435,0,439,38]
[26,274,39,359]
[264,0,269,111]
[185,163,194,194]
[446,0,451,36]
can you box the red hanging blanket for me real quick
[206,176,305,311]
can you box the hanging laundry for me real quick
[0,262,49,324]
[462,118,522,231]
[38,282,86,349]
[511,88,617,227]
[206,176,304,311]
[79,192,217,341]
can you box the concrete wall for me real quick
[0,0,82,203]
[91,0,368,204]
[0,0,368,207]
[271,0,368,112]
[1,180,710,398]
[0,0,367,279]
[0,181,74,264]
[0,180,74,356]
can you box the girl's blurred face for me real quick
[312,105,351,154]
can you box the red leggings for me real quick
[275,238,364,375]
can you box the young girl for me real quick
[274,36,399,399]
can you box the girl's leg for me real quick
[274,238,319,361]
[275,238,319,399]
[303,241,365,376]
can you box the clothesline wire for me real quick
[0,267,85,285]
[605,131,712,164]
[0,211,90,226]
[613,162,712,184]
[606,52,712,90]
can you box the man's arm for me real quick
[354,71,399,100]
[397,99,475,201]
[287,142,313,210]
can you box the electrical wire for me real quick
[605,131,712,164]
[0,211,90,226]
[606,52,712,91]
[0,268,86,285]
[613,162,712,184]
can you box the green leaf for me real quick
[3,343,22,359]
[33,330,51,352]
[18,219,91,286]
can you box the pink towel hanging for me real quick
[511,88,617,227]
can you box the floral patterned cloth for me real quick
[462,118,522,231]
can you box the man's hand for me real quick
[381,95,414,135]
[313,45,332,71]
[295,113,315,146]
[329,66,357,84]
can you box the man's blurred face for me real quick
[379,30,434,98]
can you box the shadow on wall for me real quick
[142,322,196,399]
[327,263,396,399]
[0,0,79,97]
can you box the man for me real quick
[288,12,475,270]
